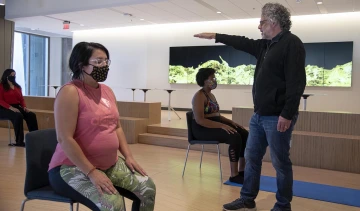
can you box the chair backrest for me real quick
[186,111,195,141]
[24,128,58,196]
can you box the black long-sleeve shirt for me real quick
[215,31,306,120]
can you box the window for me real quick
[13,32,49,96]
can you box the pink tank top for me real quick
[48,80,119,171]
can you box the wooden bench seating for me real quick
[231,107,360,174]
[0,96,161,144]
[0,109,55,130]
[119,117,148,144]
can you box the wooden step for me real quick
[138,133,218,153]
[147,125,187,137]
[219,131,360,174]
[233,107,360,136]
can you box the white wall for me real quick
[49,37,62,97]
[73,12,360,113]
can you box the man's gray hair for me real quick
[262,3,292,31]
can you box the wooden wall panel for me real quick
[232,107,360,173]
[232,107,253,127]
[252,134,360,173]
[319,136,360,173]
[0,109,55,130]
[0,6,14,72]
[139,134,218,153]
[120,117,148,144]
[148,103,162,124]
[309,112,360,136]
[22,97,162,126]
[1,97,161,145]
[147,125,187,137]
[293,111,312,132]
[233,107,360,135]
[116,101,161,124]
[23,96,55,110]
[34,110,55,130]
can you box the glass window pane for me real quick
[29,35,49,96]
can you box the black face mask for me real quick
[8,76,16,83]
[85,65,109,82]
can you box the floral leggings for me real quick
[49,157,156,211]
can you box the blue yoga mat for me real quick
[224,175,360,207]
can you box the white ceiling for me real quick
[10,0,360,37]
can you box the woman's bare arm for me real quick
[54,85,94,174]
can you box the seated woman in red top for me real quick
[0,69,38,147]
[192,68,248,184]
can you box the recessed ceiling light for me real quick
[316,0,323,4]
[217,11,222,14]
[140,19,145,21]
[80,24,85,26]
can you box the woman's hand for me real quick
[24,107,31,113]
[9,107,20,113]
[221,124,238,134]
[230,120,245,130]
[125,157,147,176]
[88,169,118,195]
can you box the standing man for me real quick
[194,3,306,211]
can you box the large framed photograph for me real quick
[169,41,353,87]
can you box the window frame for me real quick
[14,30,50,96]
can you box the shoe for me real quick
[229,174,244,184]
[14,142,25,147]
[223,198,257,211]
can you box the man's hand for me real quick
[194,33,216,40]
[277,116,292,132]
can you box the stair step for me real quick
[138,133,217,153]
[147,125,187,137]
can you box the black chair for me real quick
[182,111,223,182]
[21,128,79,211]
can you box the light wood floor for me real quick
[1,112,360,211]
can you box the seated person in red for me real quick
[0,69,38,147]
[192,67,248,184]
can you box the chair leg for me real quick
[70,202,73,211]
[200,145,204,169]
[123,197,126,211]
[20,198,31,211]
[182,144,191,177]
[217,144,223,183]
[76,203,79,211]
[8,120,12,146]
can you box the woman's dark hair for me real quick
[196,68,216,87]
[1,69,21,91]
[69,42,110,80]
